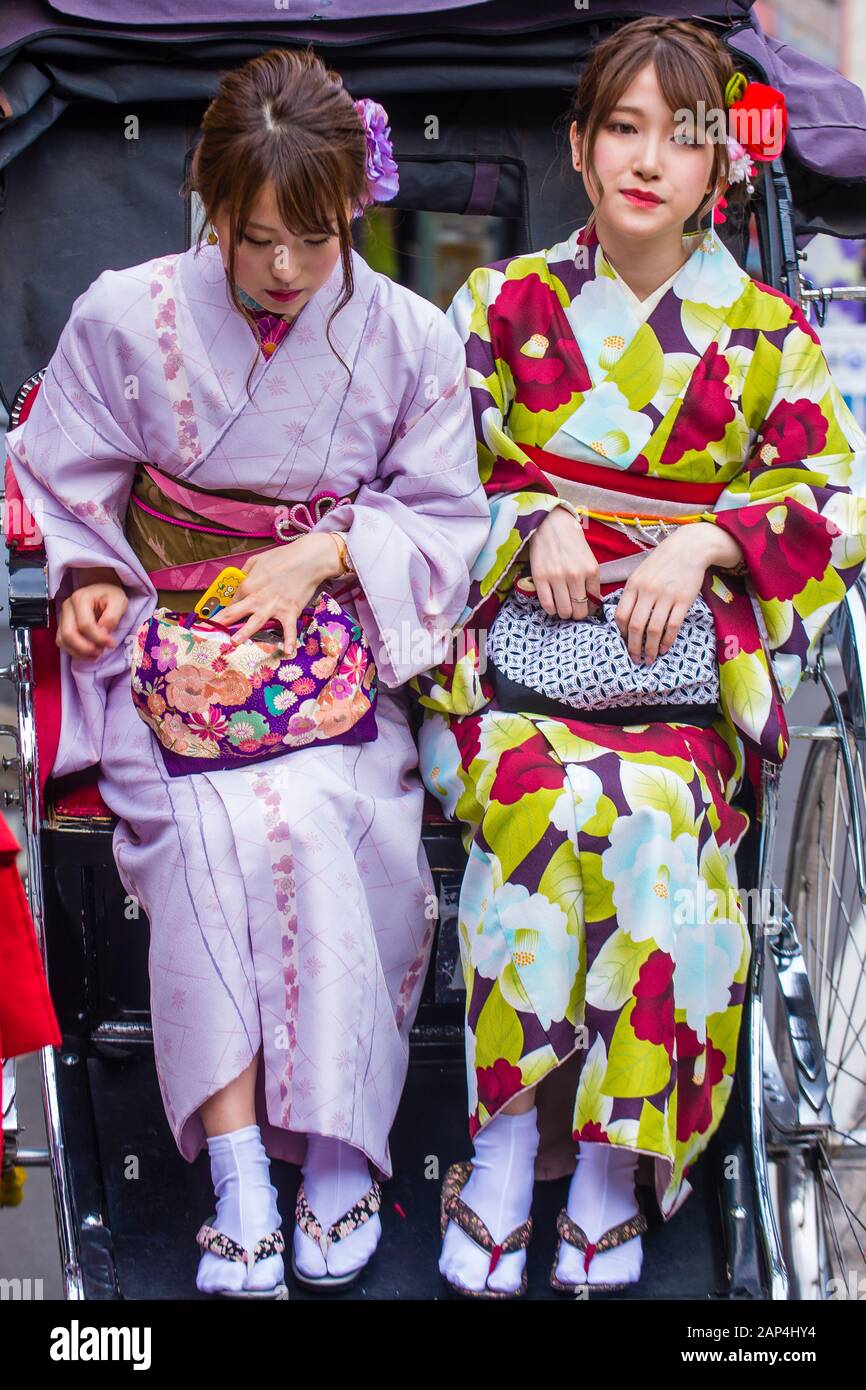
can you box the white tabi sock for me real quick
[556,1141,643,1286]
[196,1123,285,1295]
[440,1105,539,1295]
[292,1134,382,1279]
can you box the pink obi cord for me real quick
[130,463,359,596]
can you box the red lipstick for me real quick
[621,188,663,207]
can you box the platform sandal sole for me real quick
[289,1248,368,1290]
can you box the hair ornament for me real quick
[353,98,399,216]
[714,74,787,222]
[724,71,749,108]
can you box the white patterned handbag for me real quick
[486,577,721,725]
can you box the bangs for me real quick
[594,39,724,129]
[273,147,346,238]
[228,142,347,242]
[653,45,724,125]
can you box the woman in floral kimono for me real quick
[414,16,866,1297]
[5,48,489,1297]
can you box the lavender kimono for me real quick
[5,240,490,1178]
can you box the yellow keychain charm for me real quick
[194,566,248,620]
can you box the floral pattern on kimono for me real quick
[4,241,490,1180]
[411,223,866,1218]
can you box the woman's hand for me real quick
[213,532,343,655]
[57,579,129,660]
[615,522,745,664]
[528,506,601,619]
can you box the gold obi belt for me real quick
[124,461,360,611]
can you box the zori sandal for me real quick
[195,1215,288,1299]
[439,1159,533,1299]
[549,1205,648,1294]
[290,1178,383,1290]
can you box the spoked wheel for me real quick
[764,693,866,1298]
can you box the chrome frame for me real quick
[749,581,866,1299]
[750,758,790,1299]
[0,609,84,1298]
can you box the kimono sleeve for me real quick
[445,265,581,619]
[409,266,579,718]
[312,306,490,687]
[709,302,866,704]
[4,273,157,775]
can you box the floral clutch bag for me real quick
[130,590,378,777]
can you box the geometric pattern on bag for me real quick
[485,580,720,712]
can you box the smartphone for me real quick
[194,566,248,620]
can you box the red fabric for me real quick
[0,813,61,1143]
[1,378,62,1145]
[522,444,728,505]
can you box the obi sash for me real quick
[521,445,728,595]
[125,461,362,611]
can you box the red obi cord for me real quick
[522,445,728,596]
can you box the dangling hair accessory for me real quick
[713,71,788,224]
[352,98,399,217]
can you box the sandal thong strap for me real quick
[441,1161,532,1277]
[295,1178,382,1259]
[555,1207,647,1276]
[196,1221,285,1266]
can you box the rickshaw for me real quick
[1,0,866,1300]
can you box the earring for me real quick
[207,224,218,245]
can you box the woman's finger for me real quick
[212,596,255,627]
[643,598,675,665]
[534,577,556,617]
[225,610,268,646]
[275,608,301,656]
[614,584,638,641]
[56,611,100,659]
[551,576,575,621]
[657,602,688,657]
[72,597,114,649]
[625,595,655,664]
[566,579,590,621]
[95,592,126,649]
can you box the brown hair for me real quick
[180,46,370,400]
[565,17,747,241]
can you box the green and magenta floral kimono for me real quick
[411,223,866,1218]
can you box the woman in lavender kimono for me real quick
[5,48,489,1297]
[414,16,866,1297]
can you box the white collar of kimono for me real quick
[554,220,752,381]
[541,221,753,468]
[599,230,707,324]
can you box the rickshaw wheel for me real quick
[765,692,866,1299]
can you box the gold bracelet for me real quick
[329,531,355,577]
